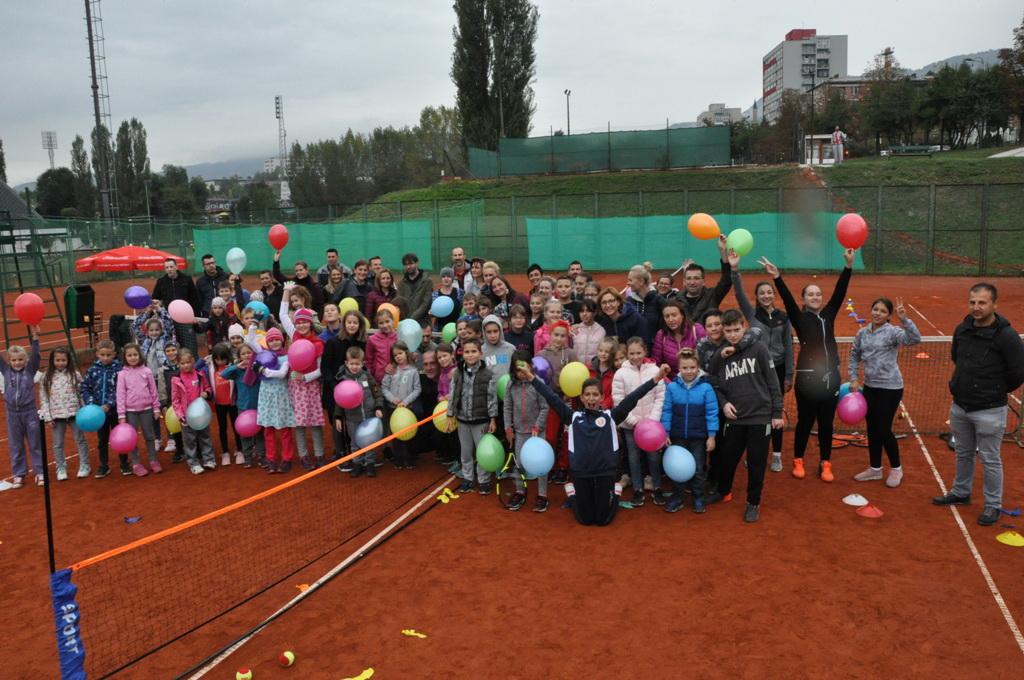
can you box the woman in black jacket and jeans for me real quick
[759,248,854,482]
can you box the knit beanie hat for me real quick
[440,266,455,279]
[211,297,227,309]
[293,308,315,325]
[228,323,244,339]
[265,328,284,345]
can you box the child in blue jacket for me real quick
[660,347,719,514]
[219,343,264,467]
[80,339,124,478]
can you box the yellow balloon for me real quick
[389,406,418,441]
[432,400,457,433]
[559,361,590,398]
[339,297,359,314]
[164,408,181,435]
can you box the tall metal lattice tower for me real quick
[84,0,118,219]
[274,95,288,175]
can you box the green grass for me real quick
[820,148,1024,186]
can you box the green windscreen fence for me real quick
[469,126,730,178]
[192,221,433,272]
[525,212,864,271]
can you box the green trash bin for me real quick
[64,284,95,329]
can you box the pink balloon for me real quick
[334,380,364,409]
[634,418,667,452]
[234,409,260,438]
[109,423,139,454]
[837,392,868,424]
[287,339,317,373]
[168,299,195,325]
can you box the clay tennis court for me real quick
[2,271,1023,678]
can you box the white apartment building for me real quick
[762,29,848,122]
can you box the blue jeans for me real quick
[671,436,706,499]
[623,429,662,492]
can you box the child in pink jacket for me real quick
[365,308,398,383]
[612,336,666,506]
[171,348,216,474]
[116,343,162,476]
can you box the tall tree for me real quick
[998,13,1024,143]
[114,118,151,216]
[451,0,538,150]
[153,164,196,216]
[189,176,209,213]
[35,168,77,216]
[70,135,96,217]
[0,138,7,184]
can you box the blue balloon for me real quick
[663,445,696,483]
[430,296,455,318]
[75,404,106,433]
[839,382,852,399]
[354,417,384,449]
[397,318,421,349]
[245,300,270,320]
[519,436,554,479]
[531,356,552,383]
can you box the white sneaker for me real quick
[643,475,654,492]
[770,452,783,472]
[56,465,68,481]
[886,468,904,488]
[77,465,91,478]
[853,467,884,482]
[164,439,177,452]
[618,474,631,488]
[35,474,45,487]
[190,464,204,475]
[234,451,244,465]
[221,452,231,466]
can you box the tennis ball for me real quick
[235,669,253,680]
[279,650,296,667]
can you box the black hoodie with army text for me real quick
[711,341,782,426]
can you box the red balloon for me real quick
[836,213,868,250]
[13,293,45,325]
[268,224,289,250]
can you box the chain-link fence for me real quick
[27,183,1024,279]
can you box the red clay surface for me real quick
[2,271,1024,677]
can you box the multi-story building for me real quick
[762,29,848,122]
[697,103,743,127]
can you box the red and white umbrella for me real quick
[75,245,187,273]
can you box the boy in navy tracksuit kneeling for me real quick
[708,310,784,523]
[522,359,671,526]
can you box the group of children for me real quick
[4,245,918,527]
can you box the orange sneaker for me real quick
[792,459,806,479]
[820,461,834,482]
[723,493,733,503]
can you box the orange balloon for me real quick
[377,302,400,325]
[687,213,720,240]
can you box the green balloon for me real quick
[442,322,457,344]
[475,433,505,472]
[726,228,754,257]
[496,373,511,400]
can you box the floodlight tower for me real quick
[275,95,288,177]
[84,0,117,218]
[41,131,57,170]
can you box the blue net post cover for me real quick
[50,568,86,679]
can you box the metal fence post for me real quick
[638,191,644,218]
[683,188,689,215]
[926,185,936,275]
[730,188,736,213]
[432,199,441,272]
[593,192,599,218]
[875,185,883,272]
[510,196,518,272]
[979,184,989,275]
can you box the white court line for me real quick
[900,401,1024,655]
[907,302,944,336]
[187,474,456,679]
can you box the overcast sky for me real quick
[2,0,1019,185]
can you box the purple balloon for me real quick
[124,285,151,310]
[532,356,552,383]
[837,392,868,424]
[255,350,279,370]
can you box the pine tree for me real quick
[114,118,151,215]
[452,0,493,149]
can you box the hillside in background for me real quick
[911,48,1002,77]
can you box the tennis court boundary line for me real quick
[184,474,456,679]
[901,401,1024,655]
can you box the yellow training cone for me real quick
[996,530,1024,547]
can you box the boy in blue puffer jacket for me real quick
[80,340,124,478]
[660,347,718,514]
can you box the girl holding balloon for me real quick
[381,342,422,470]
[39,346,91,480]
[116,343,163,476]
[279,298,327,470]
[431,267,463,331]
[207,343,243,466]
[503,349,551,512]
[847,297,920,487]
[321,309,368,464]
[537,321,579,485]
[220,344,264,468]
[1,326,42,487]
[170,348,216,475]
[760,248,854,482]
[248,326,296,473]
[366,309,399,384]
[612,336,666,507]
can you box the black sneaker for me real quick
[692,497,707,514]
[664,496,683,513]
[533,496,549,513]
[456,480,474,494]
[932,492,970,506]
[631,490,645,507]
[744,503,760,523]
[171,453,183,464]
[978,507,1000,526]
[478,482,493,496]
[279,460,292,474]
[94,465,110,479]
[506,492,526,511]
[706,491,725,505]
[340,461,354,472]
[350,465,364,478]
[119,460,132,476]
[552,470,568,485]
[651,490,667,506]
[299,456,315,471]
[365,464,377,478]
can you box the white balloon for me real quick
[226,247,247,275]
[186,398,213,430]
[397,318,422,349]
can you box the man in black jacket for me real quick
[673,235,732,324]
[195,253,229,317]
[151,258,200,355]
[933,283,1024,526]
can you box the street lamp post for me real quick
[564,89,571,135]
